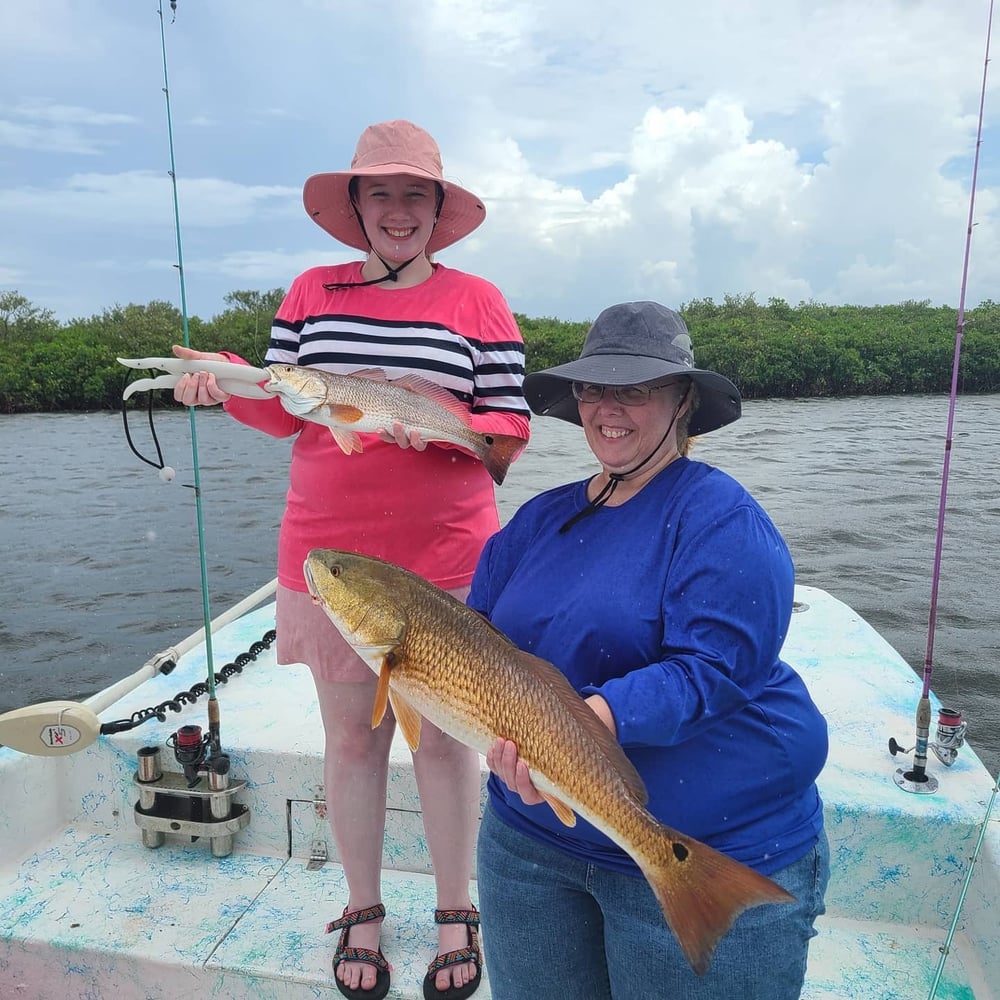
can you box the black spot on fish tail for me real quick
[672,842,689,862]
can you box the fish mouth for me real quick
[303,560,319,599]
[261,367,289,395]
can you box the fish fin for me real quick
[639,825,795,976]
[479,432,527,485]
[328,426,364,455]
[540,792,577,827]
[327,404,366,426]
[388,690,423,751]
[514,651,648,805]
[348,367,391,382]
[371,655,393,729]
[391,374,476,422]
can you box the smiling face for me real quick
[354,174,440,264]
[578,379,691,481]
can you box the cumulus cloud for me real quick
[0,171,300,227]
[0,0,996,321]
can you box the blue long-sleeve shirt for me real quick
[468,456,828,876]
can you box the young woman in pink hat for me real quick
[171,120,531,1000]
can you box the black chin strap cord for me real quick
[322,249,422,291]
[323,185,444,291]
[557,437,665,535]
[558,386,691,534]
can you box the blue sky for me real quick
[1,0,997,324]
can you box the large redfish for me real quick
[263,364,525,485]
[303,548,794,976]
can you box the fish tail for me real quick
[638,825,795,976]
[480,433,526,485]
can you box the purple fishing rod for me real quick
[890,0,993,794]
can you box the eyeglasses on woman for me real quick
[571,381,678,406]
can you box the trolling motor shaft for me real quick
[133,724,250,856]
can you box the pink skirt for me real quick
[275,583,471,683]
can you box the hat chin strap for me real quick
[323,249,423,291]
[322,223,425,291]
[324,188,443,291]
[558,385,690,534]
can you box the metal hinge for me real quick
[307,839,329,871]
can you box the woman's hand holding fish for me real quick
[585,694,617,737]
[376,422,428,451]
[487,697,615,804]
[170,345,233,406]
[485,738,545,805]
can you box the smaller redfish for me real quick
[264,365,525,485]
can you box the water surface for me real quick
[1,396,997,776]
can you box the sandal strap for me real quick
[427,908,482,977]
[426,945,480,976]
[334,945,390,974]
[326,902,386,935]
[433,907,480,929]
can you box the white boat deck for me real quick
[1,585,998,999]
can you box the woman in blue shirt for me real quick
[469,301,830,1000]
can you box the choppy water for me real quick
[1,397,997,777]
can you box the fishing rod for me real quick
[890,0,994,797]
[924,6,999,997]
[155,0,225,761]
[0,2,241,763]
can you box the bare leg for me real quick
[313,673,396,994]
[412,720,482,993]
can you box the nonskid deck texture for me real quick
[1,587,997,999]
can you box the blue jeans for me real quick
[476,803,830,1000]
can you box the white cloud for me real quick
[199,248,353,282]
[0,0,996,322]
[0,101,136,155]
[0,172,300,227]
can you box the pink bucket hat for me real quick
[302,120,486,253]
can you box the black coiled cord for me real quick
[100,630,276,735]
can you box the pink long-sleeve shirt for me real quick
[223,262,531,592]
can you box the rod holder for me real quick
[132,746,249,856]
[889,704,967,794]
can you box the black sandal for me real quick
[422,907,482,1000]
[327,903,391,1000]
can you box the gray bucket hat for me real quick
[524,301,741,436]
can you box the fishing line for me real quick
[155,0,222,744]
[924,2,995,996]
[920,0,993,704]
[898,0,994,792]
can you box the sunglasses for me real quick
[571,381,678,406]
